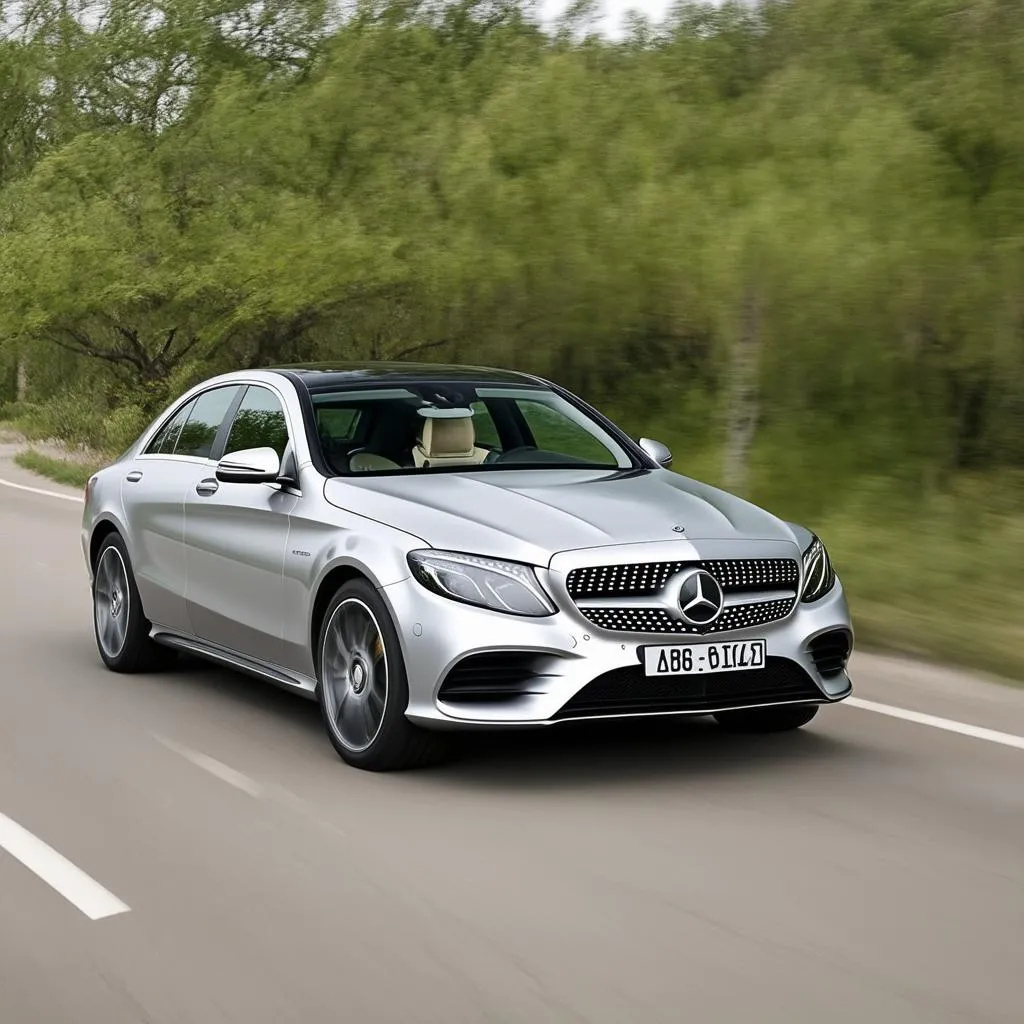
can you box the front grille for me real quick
[438,652,549,703]
[581,598,796,636]
[565,557,800,636]
[553,657,823,719]
[566,558,798,598]
[808,630,852,677]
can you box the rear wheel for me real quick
[316,579,448,771]
[713,704,819,733]
[92,532,172,672]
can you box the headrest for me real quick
[419,416,475,459]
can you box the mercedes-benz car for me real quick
[82,363,854,770]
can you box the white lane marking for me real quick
[0,812,130,920]
[845,697,1024,752]
[153,734,263,797]
[0,476,84,503]
[152,737,346,835]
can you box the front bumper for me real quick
[380,569,854,730]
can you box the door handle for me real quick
[126,471,143,482]
[195,479,219,496]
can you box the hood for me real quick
[324,467,797,566]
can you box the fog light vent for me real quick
[808,630,852,677]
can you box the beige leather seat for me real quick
[412,416,490,468]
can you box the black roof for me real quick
[268,361,547,392]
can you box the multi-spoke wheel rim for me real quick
[94,547,130,659]
[320,598,389,753]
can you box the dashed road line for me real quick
[152,735,346,837]
[0,812,130,920]
[153,734,264,797]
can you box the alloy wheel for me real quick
[94,546,131,659]
[320,598,389,752]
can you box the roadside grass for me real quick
[818,488,1024,683]
[623,410,1024,684]
[14,449,108,489]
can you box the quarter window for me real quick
[145,400,195,455]
[223,386,290,459]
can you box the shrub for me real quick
[102,404,149,454]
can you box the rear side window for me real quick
[145,401,195,455]
[173,386,241,459]
[223,386,290,458]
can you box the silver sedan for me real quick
[82,363,854,770]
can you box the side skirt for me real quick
[150,629,319,701]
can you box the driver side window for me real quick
[517,399,617,464]
[223,385,290,459]
[470,401,500,449]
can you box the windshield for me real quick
[309,383,634,475]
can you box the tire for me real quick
[713,703,820,734]
[315,579,449,771]
[92,532,173,673]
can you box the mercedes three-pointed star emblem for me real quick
[676,569,725,628]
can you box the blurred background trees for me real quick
[1,0,1022,672]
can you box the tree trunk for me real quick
[15,357,28,402]
[722,283,762,495]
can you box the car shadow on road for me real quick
[430,714,869,791]
[125,652,875,791]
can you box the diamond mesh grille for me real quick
[564,558,800,635]
[580,598,796,636]
[565,558,798,599]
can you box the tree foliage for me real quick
[0,0,1022,487]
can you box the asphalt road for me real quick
[2,456,1023,1023]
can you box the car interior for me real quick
[312,388,617,475]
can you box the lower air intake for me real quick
[438,652,549,703]
[553,657,824,719]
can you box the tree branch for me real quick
[386,338,450,361]
[157,327,178,361]
[52,328,146,372]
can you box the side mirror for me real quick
[216,447,282,484]
[638,437,673,468]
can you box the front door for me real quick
[183,383,296,667]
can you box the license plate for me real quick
[642,640,766,677]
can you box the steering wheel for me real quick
[493,445,540,463]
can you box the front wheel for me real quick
[713,703,819,734]
[316,579,448,771]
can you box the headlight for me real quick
[407,550,556,617]
[800,534,837,603]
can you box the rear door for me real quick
[183,383,297,667]
[126,383,243,634]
